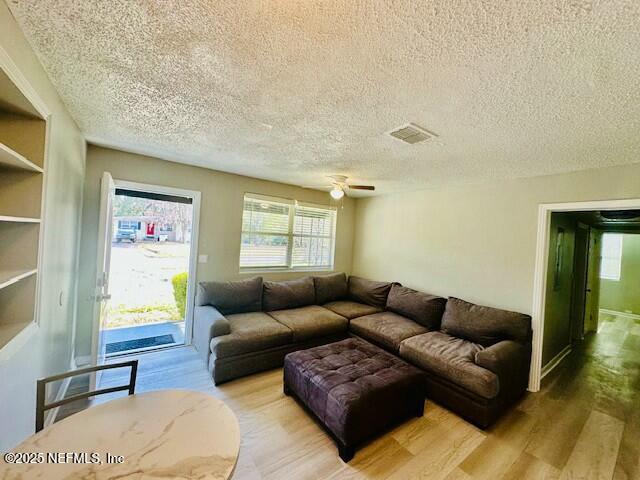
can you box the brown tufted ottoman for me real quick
[283,337,427,461]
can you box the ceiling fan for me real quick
[308,175,375,200]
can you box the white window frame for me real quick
[600,233,623,281]
[239,193,337,273]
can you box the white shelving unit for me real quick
[0,65,47,351]
[0,141,43,173]
[0,268,38,290]
[0,215,41,223]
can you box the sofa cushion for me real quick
[268,305,348,342]
[313,272,348,305]
[348,276,394,308]
[323,300,382,320]
[386,284,446,330]
[196,277,262,314]
[263,277,315,311]
[350,311,428,352]
[210,312,292,359]
[399,331,498,399]
[441,297,532,346]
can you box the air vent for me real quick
[388,123,437,144]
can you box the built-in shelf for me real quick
[0,320,33,351]
[1,64,47,354]
[0,215,41,223]
[0,268,37,291]
[0,320,37,362]
[0,141,43,173]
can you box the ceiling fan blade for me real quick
[328,174,348,183]
[348,185,375,190]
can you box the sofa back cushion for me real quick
[441,297,532,346]
[386,284,446,330]
[196,276,263,315]
[348,276,394,309]
[314,273,348,305]
[263,276,315,311]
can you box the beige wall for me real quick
[352,163,640,321]
[75,145,355,358]
[601,233,640,315]
[0,4,85,451]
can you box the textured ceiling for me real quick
[6,0,640,195]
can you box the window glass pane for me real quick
[600,233,623,280]
[293,206,335,237]
[291,237,332,267]
[242,198,290,234]
[239,234,288,267]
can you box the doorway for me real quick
[91,175,201,364]
[539,213,602,373]
[530,199,640,391]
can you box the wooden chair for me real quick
[35,360,138,432]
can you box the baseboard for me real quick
[599,308,640,321]
[46,355,78,427]
[541,344,572,380]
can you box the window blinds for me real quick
[240,194,336,269]
[291,204,335,267]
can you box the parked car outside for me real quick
[115,228,136,243]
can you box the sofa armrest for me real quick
[475,340,524,374]
[193,305,231,365]
[475,340,530,399]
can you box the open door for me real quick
[584,228,603,334]
[90,172,115,379]
[570,224,590,342]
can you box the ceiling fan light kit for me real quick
[305,175,375,199]
[330,186,345,200]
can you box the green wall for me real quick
[600,233,640,315]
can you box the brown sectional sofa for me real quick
[193,273,532,428]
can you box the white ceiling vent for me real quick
[388,123,437,144]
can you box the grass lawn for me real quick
[106,241,189,329]
[107,303,181,329]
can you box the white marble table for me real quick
[0,390,240,479]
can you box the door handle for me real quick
[95,293,112,301]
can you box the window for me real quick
[600,233,623,281]
[119,220,139,230]
[240,194,337,270]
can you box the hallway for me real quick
[531,311,640,479]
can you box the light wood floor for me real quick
[82,312,640,479]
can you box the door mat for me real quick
[105,334,175,354]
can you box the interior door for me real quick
[90,172,115,374]
[584,228,603,334]
[542,215,576,367]
[571,224,590,342]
